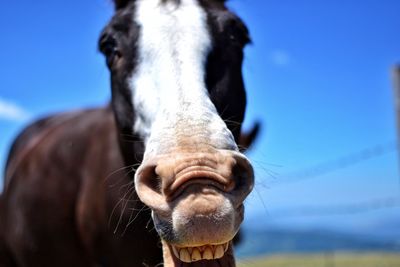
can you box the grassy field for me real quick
[237,253,400,267]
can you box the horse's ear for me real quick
[239,122,261,153]
[113,0,133,10]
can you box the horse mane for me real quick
[113,0,131,10]
[113,0,227,10]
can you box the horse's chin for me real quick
[162,240,236,267]
[152,187,242,266]
[152,187,242,243]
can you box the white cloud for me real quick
[270,50,291,67]
[0,97,30,122]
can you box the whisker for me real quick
[108,182,135,230]
[121,203,138,236]
[104,163,141,188]
[146,217,155,232]
[254,186,270,217]
[114,185,136,234]
[104,165,133,182]
[124,205,148,233]
[223,118,242,127]
[218,105,230,119]
[117,179,135,196]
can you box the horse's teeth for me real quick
[172,242,229,262]
[203,247,214,260]
[172,246,179,258]
[224,242,229,252]
[214,245,224,259]
[179,248,191,263]
[191,248,201,262]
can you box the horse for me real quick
[0,0,258,266]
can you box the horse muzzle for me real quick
[134,149,254,263]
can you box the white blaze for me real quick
[130,0,237,157]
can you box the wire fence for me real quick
[256,141,400,217]
[273,141,397,185]
[271,196,400,218]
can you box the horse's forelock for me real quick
[113,0,132,10]
[113,0,227,10]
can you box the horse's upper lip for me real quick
[166,169,234,201]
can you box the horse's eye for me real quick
[225,19,251,48]
[100,37,121,68]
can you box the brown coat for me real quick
[0,106,162,267]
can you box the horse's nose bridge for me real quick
[149,104,238,155]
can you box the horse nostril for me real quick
[135,163,170,213]
[230,155,255,205]
[137,164,161,193]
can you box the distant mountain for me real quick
[235,227,400,258]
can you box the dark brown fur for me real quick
[0,0,258,266]
[1,107,162,266]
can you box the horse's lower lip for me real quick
[171,242,230,263]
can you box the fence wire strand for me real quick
[272,141,397,186]
[255,141,400,217]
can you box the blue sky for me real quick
[1,0,400,237]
